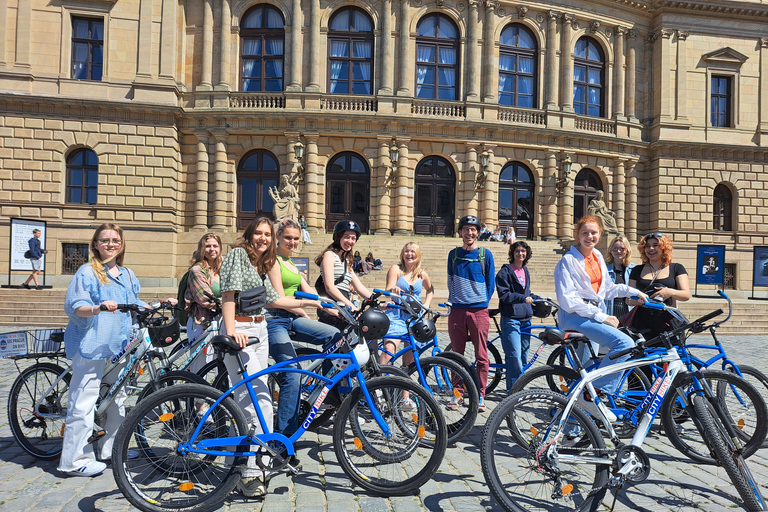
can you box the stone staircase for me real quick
[0,234,765,335]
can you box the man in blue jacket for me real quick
[22,229,47,290]
[447,215,495,411]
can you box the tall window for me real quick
[415,14,459,100]
[713,184,733,231]
[72,17,104,81]
[498,24,536,108]
[240,5,285,92]
[66,149,98,204]
[237,149,279,228]
[711,76,732,127]
[573,37,604,117]
[327,7,374,95]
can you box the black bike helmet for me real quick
[458,215,482,232]
[532,301,552,318]
[358,308,390,340]
[409,317,437,343]
[333,220,362,240]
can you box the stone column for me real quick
[481,147,496,224]
[625,30,637,120]
[194,136,210,229]
[625,161,638,242]
[287,0,302,91]
[612,159,626,235]
[557,153,575,239]
[544,11,560,109]
[137,0,153,77]
[466,0,480,100]
[0,0,7,68]
[482,1,497,101]
[374,137,393,233]
[394,139,411,234]
[653,29,674,122]
[304,134,322,231]
[160,0,177,79]
[199,0,214,89]
[675,30,689,121]
[378,0,393,94]
[613,26,626,118]
[216,0,231,89]
[212,137,228,229]
[15,0,30,67]
[306,0,321,91]
[397,0,410,95]
[560,14,575,111]
[542,150,558,238]
[465,145,479,216]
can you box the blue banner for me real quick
[696,245,725,285]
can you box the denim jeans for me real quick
[557,310,635,395]
[266,311,342,435]
[499,316,531,393]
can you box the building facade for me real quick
[1,0,768,289]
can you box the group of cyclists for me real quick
[56,211,693,500]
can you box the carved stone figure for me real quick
[270,173,299,222]
[587,190,619,235]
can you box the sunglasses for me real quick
[643,232,663,241]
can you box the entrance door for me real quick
[237,149,279,230]
[573,169,602,221]
[498,161,534,238]
[325,152,370,232]
[413,156,455,235]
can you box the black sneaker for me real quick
[35,285,44,290]
[21,283,30,289]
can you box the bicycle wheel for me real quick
[112,383,248,512]
[135,370,211,402]
[196,360,228,389]
[8,362,70,460]
[511,364,580,395]
[661,369,768,464]
[486,343,504,394]
[481,390,609,512]
[691,394,767,511]
[333,375,447,496]
[407,356,479,445]
[725,365,768,449]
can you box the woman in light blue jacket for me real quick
[604,235,636,319]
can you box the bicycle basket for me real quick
[149,317,180,347]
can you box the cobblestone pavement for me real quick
[0,326,766,512]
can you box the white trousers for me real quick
[222,319,272,478]
[58,352,127,472]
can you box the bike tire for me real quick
[112,383,248,512]
[481,389,609,512]
[196,360,227,389]
[511,364,581,395]
[691,394,767,511]
[661,369,768,464]
[135,370,211,402]
[485,343,504,394]
[434,350,482,395]
[333,375,447,496]
[8,362,70,460]
[725,365,768,449]
[406,356,479,445]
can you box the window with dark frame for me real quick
[573,37,604,117]
[498,24,537,108]
[327,7,374,95]
[415,14,459,101]
[711,76,731,127]
[66,148,98,205]
[240,4,285,92]
[62,243,90,275]
[237,149,280,228]
[72,17,104,81]
[713,183,733,231]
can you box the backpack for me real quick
[450,246,487,280]
[176,270,190,325]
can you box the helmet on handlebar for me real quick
[409,317,437,343]
[149,316,181,348]
[532,301,552,318]
[358,308,390,340]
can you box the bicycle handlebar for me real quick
[293,290,335,310]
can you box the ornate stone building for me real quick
[1,0,767,289]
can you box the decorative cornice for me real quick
[615,26,629,36]
[589,20,601,33]
[655,0,768,18]
[547,9,560,21]
[562,14,576,27]
[517,5,528,18]
[703,47,749,65]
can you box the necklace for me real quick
[648,263,665,281]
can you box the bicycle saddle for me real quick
[539,329,589,346]
[211,335,260,353]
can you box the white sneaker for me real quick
[65,460,107,477]
[576,392,618,423]
[400,398,417,413]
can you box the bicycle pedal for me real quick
[88,429,107,444]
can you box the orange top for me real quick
[584,252,602,293]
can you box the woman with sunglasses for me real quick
[554,216,647,422]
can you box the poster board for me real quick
[291,257,310,283]
[10,218,47,272]
[696,245,725,286]
[752,246,768,289]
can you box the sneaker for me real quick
[400,398,417,413]
[446,395,464,411]
[236,475,268,498]
[478,396,487,413]
[98,450,139,463]
[35,285,44,290]
[576,392,618,423]
[65,460,107,477]
[20,283,30,289]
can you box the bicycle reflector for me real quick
[149,317,181,347]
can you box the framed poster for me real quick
[696,245,725,286]
[291,257,310,283]
[753,246,768,288]
[10,218,47,272]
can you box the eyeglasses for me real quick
[97,238,122,246]
[643,232,663,241]
[611,247,626,252]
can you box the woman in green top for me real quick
[266,218,342,437]
[220,216,321,498]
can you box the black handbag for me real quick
[237,278,267,314]
[24,250,32,259]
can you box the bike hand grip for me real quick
[717,289,727,299]
[373,288,391,296]
[294,291,320,301]
[695,309,723,324]
[386,304,400,309]
[609,345,638,360]
[320,302,335,309]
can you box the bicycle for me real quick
[111,293,448,512]
[7,301,209,460]
[481,303,768,512]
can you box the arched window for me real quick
[326,152,370,232]
[237,149,280,228]
[415,14,459,100]
[499,162,534,238]
[414,156,455,236]
[573,37,604,117]
[573,169,602,220]
[327,7,374,95]
[498,24,536,108]
[66,148,98,204]
[713,184,733,231]
[240,4,285,92]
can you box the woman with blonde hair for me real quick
[604,234,636,319]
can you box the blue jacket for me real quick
[447,246,495,308]
[28,237,43,259]
[495,263,541,319]
[605,262,636,315]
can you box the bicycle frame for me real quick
[165,318,220,372]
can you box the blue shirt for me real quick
[64,264,146,360]
[447,247,495,308]
[28,237,43,259]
